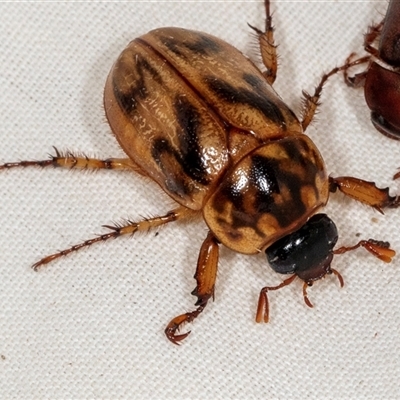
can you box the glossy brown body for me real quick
[379,0,400,67]
[347,0,400,139]
[104,28,328,254]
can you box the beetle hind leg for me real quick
[32,206,199,271]
[0,147,148,176]
[165,231,219,344]
[249,0,277,85]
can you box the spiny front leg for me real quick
[0,147,147,176]
[165,231,219,345]
[32,206,199,271]
[329,176,400,213]
[248,0,277,85]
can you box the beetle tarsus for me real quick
[302,282,314,308]
[31,209,187,270]
[256,275,297,323]
[164,306,205,345]
[333,239,396,263]
[249,0,277,85]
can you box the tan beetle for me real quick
[1,0,399,344]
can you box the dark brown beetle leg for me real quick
[165,231,219,344]
[342,21,383,85]
[343,53,370,87]
[363,21,383,56]
[256,274,296,323]
[334,239,395,263]
[300,59,367,131]
[0,147,148,176]
[329,176,400,213]
[248,0,277,85]
[31,207,199,271]
[300,25,388,131]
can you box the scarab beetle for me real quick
[343,0,400,140]
[1,0,399,344]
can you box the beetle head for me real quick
[265,214,338,283]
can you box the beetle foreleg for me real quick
[165,231,219,344]
[334,239,395,263]
[329,176,400,213]
[256,274,296,323]
[0,147,147,176]
[32,207,198,271]
[248,0,277,85]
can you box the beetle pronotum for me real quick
[1,0,399,344]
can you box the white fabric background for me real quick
[1,1,400,399]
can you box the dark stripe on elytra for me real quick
[151,96,209,191]
[159,31,223,59]
[150,139,190,198]
[205,74,286,127]
[113,50,163,115]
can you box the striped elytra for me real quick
[1,0,399,344]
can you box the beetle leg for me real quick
[363,21,383,56]
[343,21,383,86]
[329,176,400,213]
[302,281,314,308]
[256,274,296,323]
[329,268,344,288]
[334,239,395,263]
[0,147,148,176]
[248,0,277,85]
[165,231,219,344]
[300,58,370,131]
[300,19,384,129]
[32,206,199,271]
[343,53,370,87]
